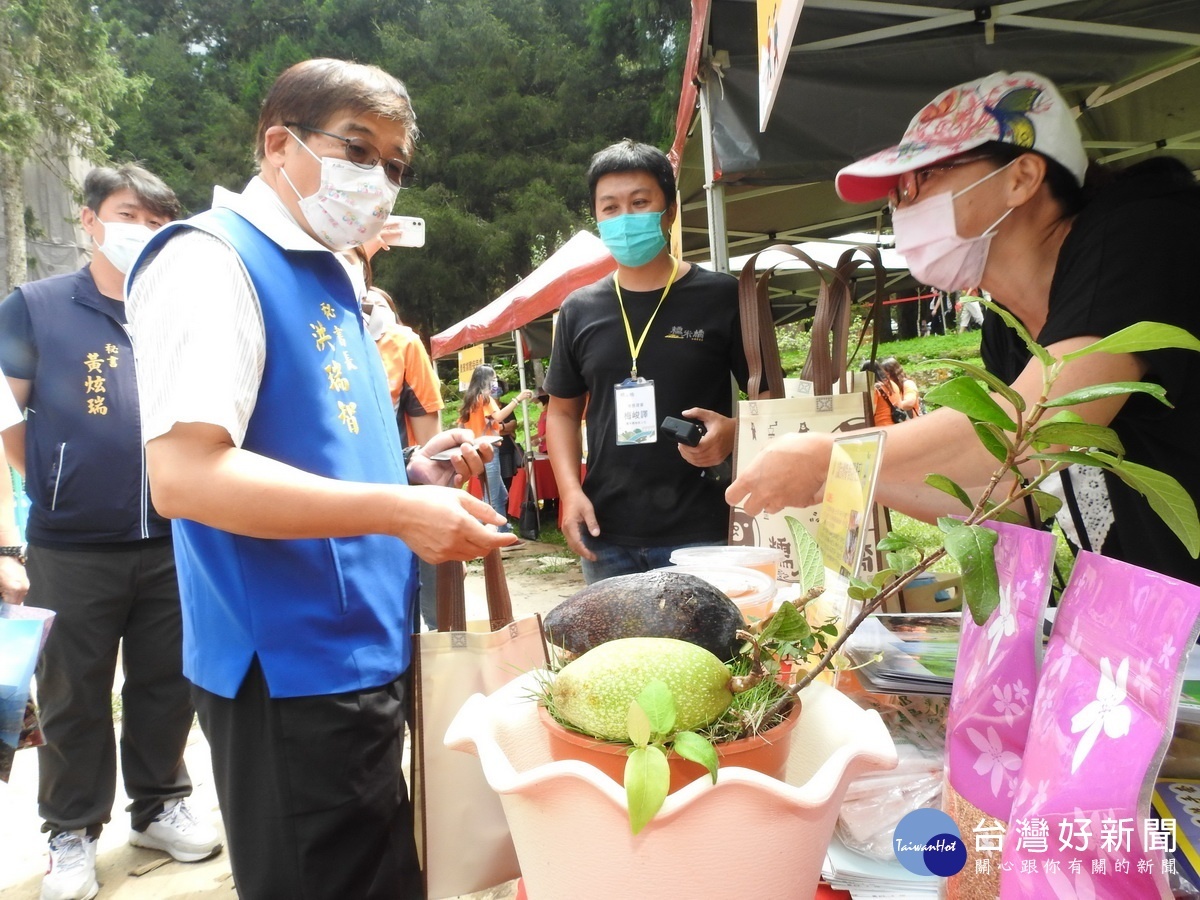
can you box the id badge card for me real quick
[613,378,656,445]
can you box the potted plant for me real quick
[445,313,1200,899]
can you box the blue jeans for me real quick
[482,455,511,533]
[579,535,716,584]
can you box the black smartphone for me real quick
[660,415,706,447]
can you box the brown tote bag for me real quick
[411,552,548,899]
[730,244,890,583]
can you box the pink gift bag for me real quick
[1001,552,1200,899]
[942,521,1056,898]
[946,521,1057,817]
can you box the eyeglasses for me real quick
[285,122,415,188]
[887,154,997,211]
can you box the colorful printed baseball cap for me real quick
[836,71,1088,204]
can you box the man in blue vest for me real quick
[126,59,514,899]
[0,165,222,900]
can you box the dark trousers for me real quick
[193,660,422,900]
[29,541,193,834]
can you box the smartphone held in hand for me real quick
[382,215,426,248]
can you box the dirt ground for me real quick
[0,540,583,900]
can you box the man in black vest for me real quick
[0,165,221,900]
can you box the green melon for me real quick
[550,637,733,741]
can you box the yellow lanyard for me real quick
[614,256,679,380]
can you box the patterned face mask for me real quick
[280,127,400,252]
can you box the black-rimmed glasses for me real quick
[286,122,415,188]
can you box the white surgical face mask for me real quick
[892,162,1014,292]
[364,298,398,340]
[281,127,400,252]
[98,220,155,274]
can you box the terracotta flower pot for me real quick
[536,699,802,793]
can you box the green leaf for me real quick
[670,731,719,783]
[943,524,1001,625]
[1041,382,1171,409]
[759,601,812,643]
[937,516,962,534]
[626,700,651,748]
[846,575,878,602]
[926,357,1026,411]
[1029,422,1125,457]
[925,473,974,509]
[877,534,916,553]
[625,745,670,835]
[980,502,1028,525]
[980,299,1053,365]
[872,567,900,588]
[973,421,1014,463]
[1031,490,1062,522]
[1028,450,1104,469]
[1099,455,1200,557]
[924,377,1018,431]
[633,681,675,738]
[847,583,872,601]
[785,515,825,592]
[1061,323,1200,361]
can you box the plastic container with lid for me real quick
[669,545,784,581]
[658,564,777,624]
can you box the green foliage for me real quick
[787,313,1200,690]
[623,680,716,834]
[93,0,687,334]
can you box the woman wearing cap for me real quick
[727,70,1200,585]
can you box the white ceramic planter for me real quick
[445,671,898,899]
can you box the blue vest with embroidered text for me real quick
[20,267,167,544]
[131,209,416,699]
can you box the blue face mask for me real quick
[597,211,667,267]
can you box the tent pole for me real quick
[699,75,729,274]
[514,328,537,500]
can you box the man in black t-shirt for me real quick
[544,140,748,583]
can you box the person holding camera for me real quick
[543,140,749,583]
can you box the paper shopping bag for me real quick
[411,551,548,899]
[730,244,889,584]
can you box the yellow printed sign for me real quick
[458,344,484,391]
[816,432,886,579]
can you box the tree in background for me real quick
[0,0,143,292]
[95,0,689,335]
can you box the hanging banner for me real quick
[757,0,806,132]
[458,344,485,390]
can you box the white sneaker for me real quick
[41,829,99,900]
[128,798,223,863]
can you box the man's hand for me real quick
[393,485,515,562]
[559,490,599,561]
[677,407,735,468]
[0,555,29,605]
[406,428,492,487]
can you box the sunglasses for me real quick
[887,154,999,211]
[285,122,415,188]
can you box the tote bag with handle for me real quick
[730,244,890,585]
[411,551,548,899]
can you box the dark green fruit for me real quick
[543,570,743,661]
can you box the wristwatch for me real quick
[0,545,26,565]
